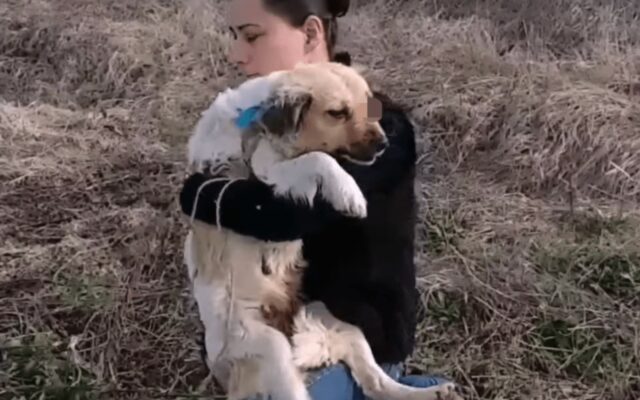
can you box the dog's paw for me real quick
[319,170,367,218]
[432,382,464,400]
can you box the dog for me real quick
[183,61,462,400]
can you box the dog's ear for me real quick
[258,90,313,136]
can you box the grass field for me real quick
[1,0,639,399]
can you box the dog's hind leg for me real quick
[227,319,311,400]
[292,302,463,400]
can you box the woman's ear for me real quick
[302,15,325,54]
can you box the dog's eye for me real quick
[326,108,350,119]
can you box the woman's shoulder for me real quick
[372,90,416,155]
[373,90,412,122]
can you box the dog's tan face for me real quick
[253,62,388,165]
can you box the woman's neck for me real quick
[305,44,331,64]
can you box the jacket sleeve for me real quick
[179,173,346,242]
[178,92,417,242]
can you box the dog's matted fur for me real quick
[183,62,462,400]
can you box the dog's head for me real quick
[244,62,387,166]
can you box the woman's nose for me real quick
[227,39,249,66]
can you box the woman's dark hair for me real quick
[262,0,351,61]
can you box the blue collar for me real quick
[235,105,265,130]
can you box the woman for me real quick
[179,0,454,398]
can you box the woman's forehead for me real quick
[228,0,274,27]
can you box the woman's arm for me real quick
[179,173,346,242]
[178,92,417,242]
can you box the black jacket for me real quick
[179,91,419,365]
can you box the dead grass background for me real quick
[1,0,639,399]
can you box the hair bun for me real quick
[326,0,350,18]
[333,51,352,66]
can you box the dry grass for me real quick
[1,0,639,399]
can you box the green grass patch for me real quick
[525,318,625,381]
[422,289,466,327]
[556,209,631,242]
[1,334,98,400]
[533,242,640,304]
[422,210,466,256]
[56,274,115,310]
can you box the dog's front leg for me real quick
[308,152,368,218]
[226,319,311,400]
[251,142,367,218]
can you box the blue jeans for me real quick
[244,362,449,400]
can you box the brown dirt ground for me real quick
[1,0,639,399]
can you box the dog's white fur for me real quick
[183,62,462,400]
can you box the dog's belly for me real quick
[186,222,305,331]
[185,223,308,398]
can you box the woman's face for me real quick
[227,0,310,77]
